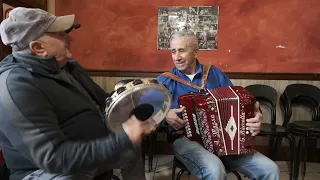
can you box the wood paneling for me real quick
[3,0,46,9]
[19,0,47,10]
[88,70,320,81]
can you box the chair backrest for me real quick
[245,84,278,124]
[280,84,320,125]
[245,84,277,107]
[284,84,320,103]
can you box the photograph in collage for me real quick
[157,6,219,50]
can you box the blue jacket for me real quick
[156,61,233,134]
[0,53,133,180]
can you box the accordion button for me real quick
[246,131,249,134]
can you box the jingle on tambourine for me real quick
[104,78,172,133]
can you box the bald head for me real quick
[169,30,199,75]
[170,30,199,50]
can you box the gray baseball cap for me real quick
[0,7,75,51]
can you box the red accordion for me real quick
[178,86,255,157]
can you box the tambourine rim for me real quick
[105,83,172,132]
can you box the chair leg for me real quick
[273,136,283,158]
[172,164,176,180]
[148,138,152,172]
[268,134,277,160]
[302,135,309,180]
[272,136,282,159]
[176,170,185,180]
[295,135,306,179]
[286,135,296,180]
[141,139,145,165]
[149,132,157,172]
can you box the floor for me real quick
[114,155,320,180]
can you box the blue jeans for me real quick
[22,146,145,180]
[173,136,279,180]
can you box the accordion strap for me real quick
[161,64,211,90]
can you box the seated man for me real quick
[0,7,156,180]
[157,30,279,180]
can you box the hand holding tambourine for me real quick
[104,78,172,135]
[122,115,158,145]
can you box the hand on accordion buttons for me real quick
[165,107,187,130]
[122,115,157,145]
[246,101,262,136]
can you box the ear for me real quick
[29,41,47,57]
[194,48,199,58]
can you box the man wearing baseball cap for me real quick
[0,7,155,180]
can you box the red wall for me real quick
[56,0,320,73]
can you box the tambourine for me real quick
[104,78,172,133]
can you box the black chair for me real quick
[279,84,320,125]
[172,157,242,180]
[245,84,296,179]
[277,84,320,180]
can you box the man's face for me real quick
[37,32,72,67]
[170,36,197,73]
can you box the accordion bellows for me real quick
[178,86,255,157]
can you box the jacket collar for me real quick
[12,52,61,75]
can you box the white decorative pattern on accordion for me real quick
[196,108,214,153]
[225,105,237,151]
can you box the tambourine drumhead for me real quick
[105,79,172,133]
